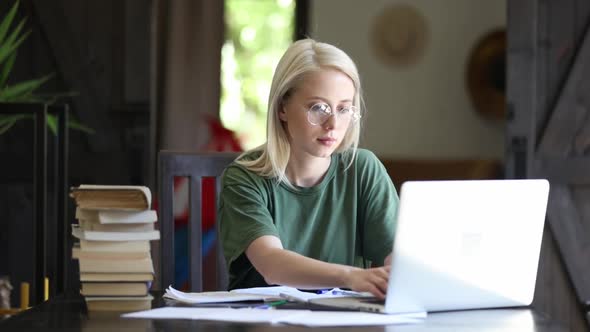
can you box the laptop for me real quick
[312,179,550,314]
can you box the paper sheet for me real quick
[122,307,425,326]
[232,285,369,302]
[123,307,308,324]
[164,285,364,304]
[163,286,272,304]
[281,310,426,327]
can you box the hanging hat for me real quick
[370,3,429,67]
[466,29,506,120]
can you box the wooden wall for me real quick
[0,0,151,306]
[508,0,590,330]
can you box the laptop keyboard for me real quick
[360,298,385,305]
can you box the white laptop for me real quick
[313,179,549,314]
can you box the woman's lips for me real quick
[317,137,337,146]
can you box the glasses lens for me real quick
[306,103,362,126]
[348,106,361,122]
[334,106,360,124]
[308,103,331,125]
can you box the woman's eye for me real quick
[338,107,351,114]
[312,104,330,114]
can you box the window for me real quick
[220,0,296,150]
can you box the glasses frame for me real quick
[305,102,362,126]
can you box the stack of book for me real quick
[69,185,160,312]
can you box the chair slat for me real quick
[158,152,238,291]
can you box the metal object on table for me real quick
[0,103,69,305]
[0,276,12,310]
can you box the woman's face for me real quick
[280,68,356,160]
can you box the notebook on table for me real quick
[313,179,550,314]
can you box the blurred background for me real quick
[2,0,589,330]
[0,0,507,313]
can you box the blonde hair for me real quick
[237,39,364,185]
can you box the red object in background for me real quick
[153,115,243,291]
[201,114,243,229]
[200,116,243,291]
[154,115,243,228]
[202,115,243,152]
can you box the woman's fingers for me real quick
[368,284,386,299]
[376,266,390,279]
[362,267,389,298]
[364,278,386,299]
[347,266,391,298]
[384,253,392,266]
[372,268,389,295]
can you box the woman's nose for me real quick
[322,112,338,129]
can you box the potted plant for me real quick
[0,1,93,306]
[0,0,92,135]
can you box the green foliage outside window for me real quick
[221,0,295,150]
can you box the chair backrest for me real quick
[158,151,238,292]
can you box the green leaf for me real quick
[2,17,26,48]
[0,50,17,88]
[21,95,45,103]
[0,74,52,101]
[47,114,57,134]
[0,113,29,125]
[0,0,19,46]
[0,24,30,67]
[0,2,92,137]
[68,119,95,134]
[0,112,30,134]
[0,119,16,134]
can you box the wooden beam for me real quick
[538,20,590,157]
[506,0,538,178]
[533,224,589,331]
[295,0,309,40]
[534,157,590,184]
[31,0,114,151]
[149,0,170,190]
[575,0,590,48]
[546,184,590,303]
[533,0,549,136]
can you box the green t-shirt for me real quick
[218,148,398,290]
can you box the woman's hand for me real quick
[246,236,392,296]
[384,253,392,266]
[343,265,390,299]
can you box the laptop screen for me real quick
[385,179,549,313]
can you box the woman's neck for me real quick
[286,153,332,187]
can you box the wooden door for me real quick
[508,0,590,330]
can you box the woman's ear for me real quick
[278,104,288,122]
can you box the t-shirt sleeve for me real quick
[218,164,279,274]
[357,150,399,265]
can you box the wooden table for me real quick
[0,292,569,331]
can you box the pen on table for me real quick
[254,300,288,309]
[312,288,361,296]
[297,288,333,294]
[328,289,365,297]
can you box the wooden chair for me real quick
[158,151,238,292]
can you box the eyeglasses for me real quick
[306,103,362,126]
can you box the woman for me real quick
[219,39,398,298]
